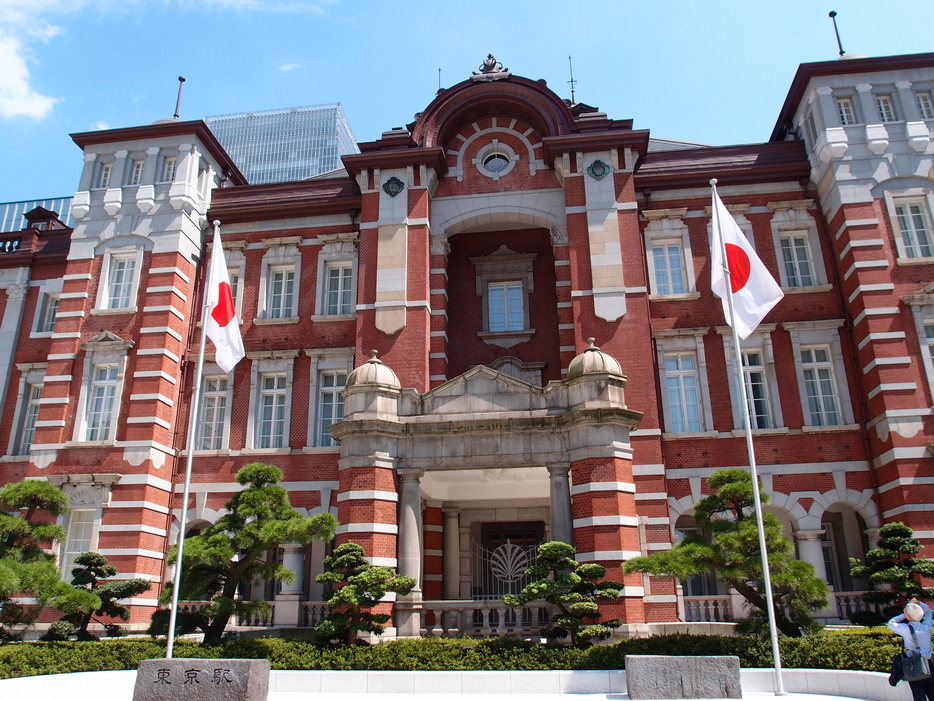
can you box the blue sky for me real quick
[1,0,932,202]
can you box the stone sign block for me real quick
[626,655,742,699]
[133,658,270,701]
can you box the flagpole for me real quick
[710,180,786,696]
[165,221,217,659]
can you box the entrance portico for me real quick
[329,342,643,636]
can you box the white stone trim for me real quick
[337,490,399,502]
[570,481,636,495]
[573,515,639,528]
[336,523,399,535]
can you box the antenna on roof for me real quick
[173,76,186,120]
[567,55,577,105]
[828,11,845,57]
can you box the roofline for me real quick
[208,176,361,225]
[771,52,934,142]
[70,120,247,186]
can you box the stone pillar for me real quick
[395,468,424,637]
[855,84,878,124]
[442,508,460,600]
[796,530,835,619]
[0,280,30,411]
[275,543,305,627]
[548,464,573,546]
[896,81,923,121]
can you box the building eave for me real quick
[208,176,361,225]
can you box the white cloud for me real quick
[0,29,61,119]
[92,121,111,130]
[278,63,303,72]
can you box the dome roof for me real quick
[566,338,623,380]
[345,350,401,390]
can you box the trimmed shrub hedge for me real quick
[0,629,901,680]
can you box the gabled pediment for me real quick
[413,364,549,417]
[80,330,134,352]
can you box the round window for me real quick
[483,153,510,173]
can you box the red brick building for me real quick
[1,53,932,636]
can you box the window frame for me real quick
[800,346,843,427]
[317,370,347,448]
[918,92,934,120]
[644,208,699,300]
[257,242,301,323]
[904,288,934,403]
[314,233,358,320]
[783,320,856,431]
[61,508,97,581]
[31,279,63,338]
[94,247,144,313]
[653,328,716,438]
[71,332,132,445]
[160,156,177,183]
[470,246,536,348]
[244,353,297,453]
[836,97,858,126]
[84,363,121,442]
[96,163,112,190]
[768,201,830,292]
[305,349,354,451]
[7,363,46,457]
[883,190,934,263]
[196,369,233,452]
[128,159,144,186]
[720,326,785,434]
[876,94,897,123]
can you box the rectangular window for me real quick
[85,364,119,441]
[742,351,772,429]
[258,373,287,449]
[801,347,841,426]
[161,157,177,183]
[918,92,934,120]
[488,281,524,332]
[97,163,112,189]
[780,235,815,287]
[62,509,95,580]
[804,113,818,147]
[129,160,143,186]
[318,372,346,447]
[228,270,240,311]
[325,264,354,316]
[837,98,856,126]
[198,377,228,450]
[652,243,687,295]
[876,95,896,123]
[895,202,934,258]
[925,323,934,367]
[267,267,295,319]
[36,293,59,334]
[664,354,702,433]
[107,256,137,309]
[15,384,42,456]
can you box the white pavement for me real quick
[0,668,912,701]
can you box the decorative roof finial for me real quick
[475,54,506,75]
[369,349,381,363]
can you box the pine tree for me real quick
[625,468,828,637]
[848,521,934,626]
[503,541,623,647]
[314,542,416,645]
[154,463,336,644]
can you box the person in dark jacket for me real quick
[889,599,934,701]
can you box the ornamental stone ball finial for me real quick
[369,349,380,362]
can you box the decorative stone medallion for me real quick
[382,176,404,198]
[587,159,611,181]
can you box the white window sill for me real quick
[781,284,833,294]
[801,423,861,433]
[253,316,300,326]
[178,449,231,457]
[662,430,718,440]
[2,455,31,462]
[241,447,292,455]
[896,256,934,266]
[302,446,341,453]
[731,427,789,437]
[64,440,117,448]
[30,332,55,339]
[649,292,701,302]
[91,306,138,316]
[478,328,535,349]
[310,314,356,323]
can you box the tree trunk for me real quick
[732,580,801,637]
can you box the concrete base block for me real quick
[134,658,270,701]
[626,655,742,699]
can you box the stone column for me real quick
[442,508,460,600]
[395,468,424,637]
[796,529,835,619]
[0,280,30,411]
[548,464,573,546]
[275,543,306,627]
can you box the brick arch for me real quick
[411,76,576,150]
[807,488,880,532]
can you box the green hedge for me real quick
[0,630,901,680]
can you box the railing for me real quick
[0,239,21,254]
[176,600,276,627]
[300,602,328,628]
[683,595,733,622]
[420,600,553,638]
[833,592,876,621]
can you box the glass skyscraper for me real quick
[0,197,74,232]
[204,103,359,185]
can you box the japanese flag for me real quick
[710,188,784,340]
[204,223,244,373]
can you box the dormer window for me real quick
[876,95,896,123]
[836,98,857,126]
[161,157,177,183]
[97,163,112,189]
[129,160,144,186]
